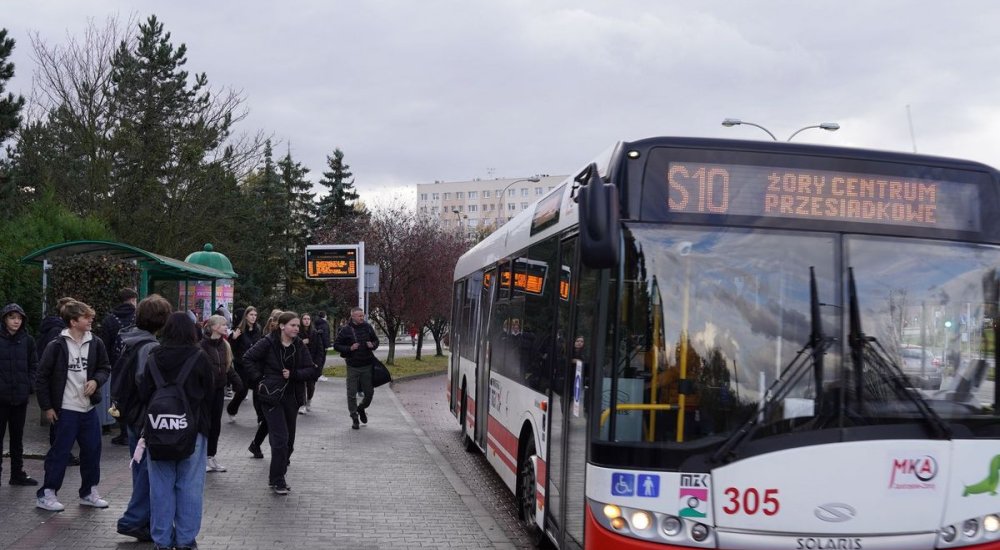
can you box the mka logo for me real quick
[148,414,188,430]
[888,455,938,490]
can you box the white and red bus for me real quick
[448,136,1000,549]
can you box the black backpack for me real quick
[143,353,200,461]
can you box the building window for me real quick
[443,192,452,200]
[535,187,543,195]
[508,189,515,197]
[468,219,477,227]
[420,206,427,213]
[431,206,439,214]
[420,193,428,201]
[456,205,464,212]
[432,193,439,200]
[521,202,529,209]
[521,188,529,197]
[456,192,464,199]
[508,203,516,211]
[468,205,477,212]
[469,191,477,199]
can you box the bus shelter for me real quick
[21,240,238,315]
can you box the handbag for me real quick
[256,377,288,407]
[372,357,392,388]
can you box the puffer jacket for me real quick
[0,304,37,406]
[35,331,111,412]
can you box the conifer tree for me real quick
[0,29,24,145]
[316,148,359,226]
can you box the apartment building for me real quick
[416,175,567,237]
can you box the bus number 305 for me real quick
[721,487,781,516]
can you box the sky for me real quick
[6,1,1000,208]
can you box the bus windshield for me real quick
[600,223,999,448]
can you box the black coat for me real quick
[101,302,136,364]
[229,324,262,369]
[333,321,380,368]
[243,333,317,406]
[35,334,111,412]
[0,326,37,406]
[35,315,65,358]
[302,329,326,370]
[313,317,331,349]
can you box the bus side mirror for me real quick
[577,163,620,269]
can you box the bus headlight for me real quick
[940,525,957,543]
[984,514,1000,533]
[963,519,979,538]
[610,516,628,530]
[691,522,710,542]
[630,511,652,531]
[602,504,621,520]
[662,515,682,536]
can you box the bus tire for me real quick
[517,437,547,547]
[460,382,477,453]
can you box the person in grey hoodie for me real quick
[0,303,39,486]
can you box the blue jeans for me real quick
[37,408,101,499]
[148,433,207,548]
[116,426,149,532]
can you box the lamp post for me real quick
[494,177,541,228]
[722,118,840,141]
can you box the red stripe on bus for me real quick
[536,457,546,484]
[487,418,520,474]
[487,438,517,474]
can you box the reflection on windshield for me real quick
[602,225,999,447]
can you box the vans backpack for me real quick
[143,353,200,461]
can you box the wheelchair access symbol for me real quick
[611,473,635,496]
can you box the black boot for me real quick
[10,471,38,486]
[351,414,360,430]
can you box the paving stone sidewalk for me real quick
[0,378,515,550]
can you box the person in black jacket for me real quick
[225,306,262,422]
[298,313,326,414]
[34,300,111,512]
[101,288,137,444]
[243,311,318,494]
[111,293,171,542]
[34,297,80,466]
[333,307,380,430]
[137,312,213,550]
[0,303,39,486]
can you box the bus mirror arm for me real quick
[577,163,621,269]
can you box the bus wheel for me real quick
[518,438,546,546]
[460,383,477,453]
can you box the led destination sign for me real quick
[305,247,358,279]
[666,161,981,231]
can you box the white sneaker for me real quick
[80,487,108,508]
[305,399,312,412]
[228,414,237,423]
[36,489,64,511]
[298,406,307,415]
[207,456,226,472]
[318,376,329,382]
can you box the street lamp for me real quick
[494,177,541,227]
[721,118,840,141]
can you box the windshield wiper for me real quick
[711,267,833,464]
[847,268,951,439]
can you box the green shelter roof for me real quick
[183,243,237,278]
[21,240,238,281]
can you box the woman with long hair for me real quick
[246,309,282,458]
[138,312,212,550]
[200,315,242,473]
[297,313,326,415]
[243,311,317,494]
[226,306,261,422]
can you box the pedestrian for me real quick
[35,297,81,466]
[200,314,243,473]
[226,306,261,422]
[110,293,171,542]
[0,303,39,486]
[298,313,325,414]
[100,287,138,445]
[333,307,380,430]
[243,311,316,494]
[137,312,213,550]
[246,308,283,458]
[313,311,331,382]
[34,299,111,512]
[408,325,418,348]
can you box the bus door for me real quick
[474,266,500,449]
[546,236,595,548]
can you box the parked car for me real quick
[897,345,943,389]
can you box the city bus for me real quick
[447,136,1000,550]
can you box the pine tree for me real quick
[316,148,359,226]
[0,28,25,145]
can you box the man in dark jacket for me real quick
[101,288,137,444]
[333,307,380,429]
[35,297,74,359]
[0,303,39,486]
[110,294,171,542]
[35,300,111,512]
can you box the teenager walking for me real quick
[0,304,38,486]
[200,315,242,472]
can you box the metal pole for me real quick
[358,242,366,314]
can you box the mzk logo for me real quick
[147,414,188,430]
[888,455,938,490]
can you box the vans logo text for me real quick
[147,414,188,430]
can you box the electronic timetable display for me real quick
[664,161,981,232]
[305,247,358,279]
